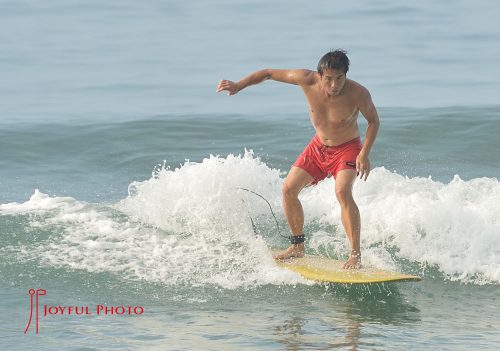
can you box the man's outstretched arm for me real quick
[216,69,314,95]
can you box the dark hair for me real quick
[317,49,350,75]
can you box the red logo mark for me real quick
[24,288,46,334]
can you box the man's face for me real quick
[321,69,346,96]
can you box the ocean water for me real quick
[1,1,500,350]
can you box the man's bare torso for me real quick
[302,74,362,147]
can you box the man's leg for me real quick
[334,169,361,269]
[273,166,314,260]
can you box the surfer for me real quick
[216,50,380,269]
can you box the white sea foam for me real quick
[2,151,499,285]
[304,169,500,284]
[1,151,306,288]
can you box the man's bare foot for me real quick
[273,243,305,260]
[343,254,362,269]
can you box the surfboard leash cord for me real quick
[236,187,289,240]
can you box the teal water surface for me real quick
[1,1,500,350]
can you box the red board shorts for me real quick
[293,135,362,184]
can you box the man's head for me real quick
[317,49,350,96]
[317,49,350,75]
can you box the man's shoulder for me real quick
[348,79,369,92]
[294,69,317,85]
[348,79,371,99]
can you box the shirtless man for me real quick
[216,50,380,269]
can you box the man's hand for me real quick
[216,80,239,96]
[356,152,371,181]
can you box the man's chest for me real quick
[303,85,358,121]
[308,97,359,124]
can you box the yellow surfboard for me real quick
[274,252,421,284]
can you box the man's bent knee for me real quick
[282,183,300,200]
[335,186,353,205]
